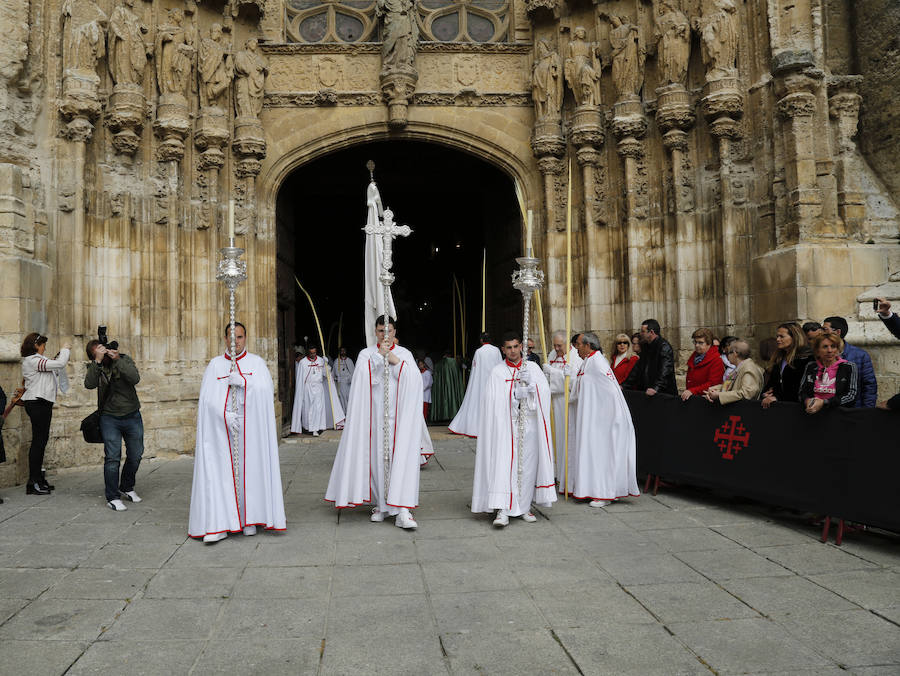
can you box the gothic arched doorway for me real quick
[274,140,523,417]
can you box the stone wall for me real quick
[0,0,897,487]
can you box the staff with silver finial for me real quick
[216,200,248,492]
[362,161,412,499]
[512,256,544,497]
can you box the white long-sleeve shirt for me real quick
[21,349,70,403]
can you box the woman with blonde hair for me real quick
[761,322,812,409]
[799,333,859,413]
[610,333,638,384]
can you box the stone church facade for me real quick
[0,0,897,484]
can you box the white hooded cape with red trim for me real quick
[325,344,433,514]
[448,342,502,438]
[290,355,345,433]
[472,359,556,516]
[188,351,286,538]
[564,350,640,501]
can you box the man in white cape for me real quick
[189,323,286,542]
[291,345,344,436]
[542,331,583,487]
[448,332,502,438]
[325,316,433,528]
[565,331,640,507]
[333,347,355,411]
[472,333,556,527]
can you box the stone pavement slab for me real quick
[0,433,898,675]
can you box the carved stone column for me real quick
[702,76,744,331]
[195,107,230,229]
[380,66,417,129]
[531,122,566,233]
[774,70,823,244]
[656,82,696,341]
[612,98,649,331]
[107,84,146,154]
[828,78,867,241]
[232,118,266,234]
[60,72,103,142]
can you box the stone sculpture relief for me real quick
[59,0,107,140]
[653,0,690,87]
[564,27,601,108]
[234,38,269,120]
[695,0,738,82]
[377,0,418,126]
[156,8,194,98]
[532,38,562,121]
[198,23,233,109]
[107,0,149,87]
[606,14,645,102]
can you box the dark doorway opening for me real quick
[275,140,522,413]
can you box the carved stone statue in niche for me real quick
[695,0,738,82]
[156,8,194,97]
[62,0,107,76]
[107,0,149,86]
[653,0,689,87]
[234,38,268,119]
[377,0,418,71]
[606,15,645,102]
[564,27,601,108]
[198,23,233,109]
[532,38,562,121]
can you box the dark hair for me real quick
[375,314,396,329]
[802,321,821,334]
[85,339,102,360]
[21,332,47,358]
[758,337,777,363]
[771,322,808,368]
[307,343,319,351]
[570,333,581,345]
[719,335,738,351]
[642,319,661,335]
[823,316,849,339]
[224,322,247,337]
[501,331,521,345]
[480,332,491,343]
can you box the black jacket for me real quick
[763,352,812,403]
[622,337,677,395]
[881,312,900,341]
[799,360,859,409]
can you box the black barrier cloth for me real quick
[624,391,900,532]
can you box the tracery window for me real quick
[285,0,510,44]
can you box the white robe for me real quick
[565,351,640,501]
[545,347,583,484]
[188,351,286,538]
[333,356,355,411]
[472,360,556,516]
[291,356,344,433]
[325,344,434,514]
[449,342,503,438]
[421,368,433,404]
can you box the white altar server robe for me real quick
[325,344,433,515]
[189,351,286,538]
[291,356,344,433]
[449,342,503,438]
[564,350,640,501]
[472,359,556,516]
[545,347,582,484]
[333,356,355,411]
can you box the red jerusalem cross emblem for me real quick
[714,415,750,460]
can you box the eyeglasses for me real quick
[616,341,629,345]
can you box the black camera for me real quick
[98,325,119,351]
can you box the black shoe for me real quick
[26,482,51,496]
[41,471,55,491]
[0,496,4,504]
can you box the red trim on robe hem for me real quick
[560,491,641,500]
[222,383,242,526]
[448,428,477,438]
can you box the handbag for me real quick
[80,371,112,444]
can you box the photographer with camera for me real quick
[85,328,144,511]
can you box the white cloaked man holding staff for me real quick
[291,344,344,436]
[543,330,582,486]
[333,346,355,411]
[565,331,639,506]
[472,332,556,527]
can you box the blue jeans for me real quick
[100,411,144,501]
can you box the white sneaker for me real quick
[590,499,613,508]
[203,532,227,544]
[312,431,319,437]
[492,510,509,527]
[370,508,385,522]
[122,490,142,503]
[107,499,127,511]
[521,512,537,523]
[395,508,417,529]
[242,525,257,536]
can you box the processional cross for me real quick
[362,161,412,497]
